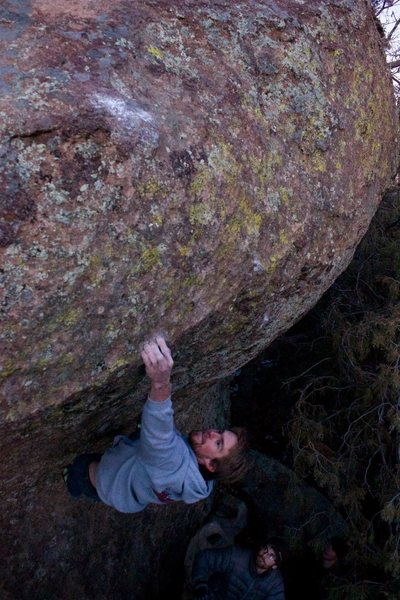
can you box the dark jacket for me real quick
[192,545,285,600]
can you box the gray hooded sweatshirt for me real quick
[96,397,214,513]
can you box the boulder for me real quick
[0,0,397,597]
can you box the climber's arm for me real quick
[141,336,173,401]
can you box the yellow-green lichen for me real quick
[355,96,379,146]
[59,352,76,366]
[137,180,165,197]
[103,242,114,258]
[149,203,163,227]
[163,284,177,310]
[147,46,164,60]
[182,274,203,291]
[279,230,289,244]
[87,254,106,287]
[5,410,18,422]
[178,244,191,257]
[215,193,263,260]
[267,255,278,274]
[238,195,262,236]
[45,306,83,334]
[345,63,372,109]
[37,356,51,369]
[221,317,243,337]
[109,358,129,371]
[190,168,214,196]
[141,246,161,272]
[249,151,284,197]
[0,359,19,379]
[208,141,240,185]
[189,203,215,226]
[151,212,163,227]
[57,308,81,328]
[279,187,292,206]
[227,214,243,237]
[312,151,327,173]
[253,106,265,123]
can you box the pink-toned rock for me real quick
[0,0,397,597]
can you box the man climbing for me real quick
[63,335,249,513]
[191,538,287,600]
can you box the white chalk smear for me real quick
[252,257,265,273]
[91,93,154,132]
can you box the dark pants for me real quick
[66,452,102,502]
[66,426,141,502]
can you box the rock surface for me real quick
[0,0,397,597]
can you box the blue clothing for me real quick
[96,397,214,513]
[192,545,285,600]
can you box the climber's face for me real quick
[188,429,238,472]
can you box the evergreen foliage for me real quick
[287,189,400,599]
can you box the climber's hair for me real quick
[211,427,250,485]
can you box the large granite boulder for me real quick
[0,0,397,598]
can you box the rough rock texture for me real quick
[0,0,397,598]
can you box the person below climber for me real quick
[191,538,287,600]
[282,538,343,599]
[63,335,249,513]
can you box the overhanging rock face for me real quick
[0,0,398,597]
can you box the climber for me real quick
[191,537,287,600]
[63,335,249,512]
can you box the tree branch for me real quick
[386,16,400,41]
